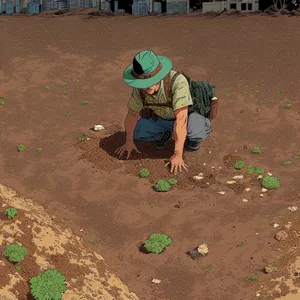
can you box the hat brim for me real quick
[123,56,172,89]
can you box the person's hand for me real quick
[169,154,188,175]
[115,142,141,160]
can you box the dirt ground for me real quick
[0,10,300,300]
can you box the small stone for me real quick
[206,182,210,185]
[217,191,226,195]
[259,194,264,197]
[80,229,83,232]
[193,175,203,181]
[289,206,297,212]
[275,230,288,241]
[2,204,7,207]
[285,222,292,230]
[211,166,215,168]
[27,225,31,228]
[152,278,161,284]
[94,124,104,131]
[264,264,277,273]
[203,163,206,166]
[226,180,236,185]
[197,243,209,255]
[235,150,237,152]
[219,166,222,169]
[245,188,251,192]
[242,198,249,203]
[261,188,268,193]
[256,294,261,297]
[257,175,263,179]
[233,175,243,179]
[267,172,272,176]
[273,223,280,228]
[199,173,203,176]
[209,151,212,154]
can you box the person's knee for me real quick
[187,112,211,142]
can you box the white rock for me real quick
[235,150,237,152]
[245,188,251,192]
[242,198,249,203]
[261,188,268,193]
[206,182,210,185]
[193,175,203,181]
[152,278,161,284]
[289,206,297,212]
[209,151,212,154]
[219,166,222,169]
[233,175,244,179]
[217,191,226,195]
[211,166,215,168]
[268,172,272,176]
[226,180,236,185]
[80,229,83,232]
[94,124,104,131]
[2,204,7,207]
[86,138,90,140]
[197,243,209,255]
[256,294,261,297]
[203,163,206,166]
[273,223,280,228]
[259,194,264,197]
[257,175,263,179]
[199,173,203,176]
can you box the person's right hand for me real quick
[115,142,141,160]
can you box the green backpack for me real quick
[139,71,216,118]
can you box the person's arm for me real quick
[173,106,188,157]
[125,109,139,144]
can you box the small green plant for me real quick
[77,134,89,142]
[139,168,150,178]
[234,160,245,170]
[17,144,26,152]
[0,98,5,104]
[236,242,245,248]
[255,168,265,175]
[224,93,230,97]
[63,112,69,116]
[255,90,259,93]
[4,244,28,263]
[154,180,171,192]
[30,269,67,300]
[167,178,177,185]
[64,91,68,95]
[5,207,18,219]
[261,175,280,189]
[16,265,22,271]
[282,161,292,166]
[251,146,261,154]
[295,155,300,159]
[285,103,292,109]
[76,79,80,83]
[276,90,281,95]
[246,275,258,281]
[260,100,265,104]
[247,166,256,175]
[64,82,67,85]
[55,83,61,86]
[36,148,43,153]
[45,85,50,89]
[144,233,173,254]
[82,100,89,105]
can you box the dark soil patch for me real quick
[223,154,243,168]
[228,183,246,195]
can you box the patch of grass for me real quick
[16,265,22,271]
[234,160,245,170]
[247,166,256,175]
[64,82,68,85]
[206,264,213,271]
[260,100,265,104]
[255,90,259,93]
[5,207,18,219]
[167,178,177,185]
[236,242,245,248]
[55,83,61,86]
[255,168,265,175]
[295,155,300,159]
[143,233,173,254]
[282,161,292,166]
[261,175,281,189]
[0,98,5,104]
[246,275,258,281]
[154,180,172,192]
[224,93,230,97]
[45,85,50,89]
[139,168,150,178]
[4,244,28,263]
[36,148,43,153]
[276,90,281,95]
[82,100,89,105]
[77,134,89,142]
[33,189,38,193]
[251,146,261,154]
[17,144,26,152]
[76,79,80,83]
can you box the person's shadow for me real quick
[98,131,174,160]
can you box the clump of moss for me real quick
[255,168,265,175]
[251,147,261,154]
[154,180,171,192]
[167,178,177,185]
[17,144,26,152]
[234,160,245,170]
[247,166,256,175]
[144,233,173,254]
[261,175,281,189]
[282,161,292,166]
[4,244,28,263]
[139,168,150,178]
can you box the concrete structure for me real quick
[202,0,259,13]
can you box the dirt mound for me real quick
[0,184,139,300]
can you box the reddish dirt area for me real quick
[0,11,300,300]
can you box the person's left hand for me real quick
[169,154,188,175]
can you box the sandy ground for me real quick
[0,11,300,300]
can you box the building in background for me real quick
[202,0,259,13]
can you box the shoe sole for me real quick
[155,134,172,150]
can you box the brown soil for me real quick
[1,11,300,300]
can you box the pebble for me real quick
[268,172,272,176]
[27,225,31,228]
[203,163,206,166]
[259,194,264,197]
[226,180,236,185]
[243,198,249,203]
[273,223,280,228]
[193,175,203,181]
[152,278,161,284]
[80,229,83,232]
[289,206,297,212]
[275,230,288,241]
[257,175,263,179]
[235,150,237,152]
[285,222,292,230]
[86,138,90,140]
[211,166,215,168]
[256,294,261,297]
[206,182,210,185]
[94,124,104,131]
[233,175,244,179]
[209,151,212,154]
[219,166,222,169]
[197,243,209,255]
[217,191,226,195]
[261,188,268,193]
[245,188,251,192]
[2,204,7,207]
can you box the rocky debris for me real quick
[151,278,161,284]
[233,175,244,180]
[264,264,277,273]
[242,198,249,203]
[88,10,116,16]
[198,244,209,255]
[259,194,264,198]
[275,230,288,241]
[193,175,203,181]
[226,180,236,185]
[217,191,226,195]
[288,206,297,212]
[285,222,292,230]
[257,175,263,179]
[272,223,280,228]
[55,9,69,15]
[261,188,268,193]
[94,124,104,131]
[188,243,209,260]
[245,188,251,192]
[222,9,241,15]
[267,172,272,176]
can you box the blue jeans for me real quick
[134,112,211,143]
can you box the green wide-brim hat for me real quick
[123,50,172,89]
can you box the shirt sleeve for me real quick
[171,74,193,111]
[127,88,144,113]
